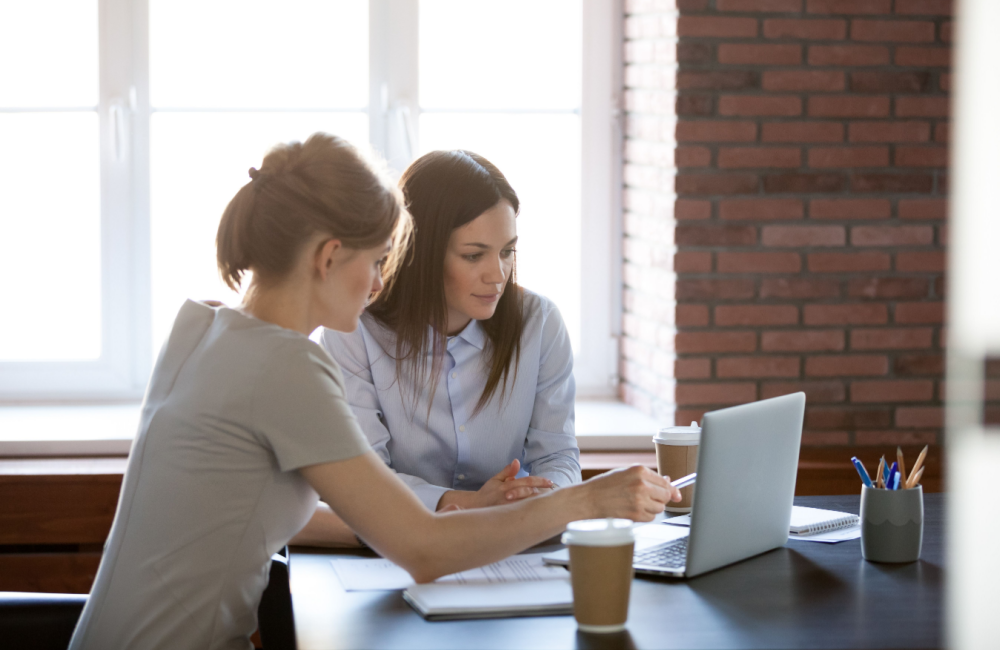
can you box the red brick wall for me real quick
[621,0,951,449]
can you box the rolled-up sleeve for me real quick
[521,304,582,488]
[321,327,449,511]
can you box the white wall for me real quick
[947,0,1000,647]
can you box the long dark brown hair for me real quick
[367,150,524,414]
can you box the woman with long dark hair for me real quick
[294,150,582,545]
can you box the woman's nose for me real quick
[484,257,506,285]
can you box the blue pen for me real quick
[883,459,891,485]
[851,457,873,488]
[887,462,898,490]
[892,473,901,490]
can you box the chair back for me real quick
[0,549,295,650]
[257,547,297,650]
[0,592,87,650]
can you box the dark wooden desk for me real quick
[290,494,943,650]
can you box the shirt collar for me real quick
[448,319,486,351]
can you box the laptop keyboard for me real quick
[634,537,688,570]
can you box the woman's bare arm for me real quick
[290,502,360,547]
[294,459,551,547]
[300,451,678,584]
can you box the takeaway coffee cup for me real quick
[562,518,635,633]
[653,422,701,512]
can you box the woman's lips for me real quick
[473,293,501,303]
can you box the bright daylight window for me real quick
[0,2,101,362]
[0,0,619,404]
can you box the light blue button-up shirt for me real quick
[321,290,581,511]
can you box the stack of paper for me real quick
[330,552,573,620]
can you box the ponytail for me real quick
[216,133,410,293]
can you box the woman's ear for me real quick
[315,238,343,281]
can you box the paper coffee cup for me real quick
[653,422,701,513]
[562,518,635,633]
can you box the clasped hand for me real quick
[436,459,553,511]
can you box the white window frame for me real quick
[578,0,624,397]
[0,0,622,403]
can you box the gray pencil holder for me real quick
[860,484,923,563]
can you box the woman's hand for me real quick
[437,459,553,510]
[577,465,681,522]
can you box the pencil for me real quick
[896,447,906,488]
[876,456,885,489]
[907,466,925,489]
[906,445,928,488]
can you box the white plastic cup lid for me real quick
[561,518,635,547]
[653,421,701,445]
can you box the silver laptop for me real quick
[544,392,805,579]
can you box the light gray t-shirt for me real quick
[69,301,370,650]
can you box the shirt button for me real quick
[459,425,465,432]
[451,372,457,379]
[458,474,466,480]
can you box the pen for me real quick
[887,462,898,491]
[851,457,873,488]
[671,473,697,489]
[882,457,891,486]
[892,473,901,490]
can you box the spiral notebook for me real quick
[665,506,859,536]
[788,506,859,535]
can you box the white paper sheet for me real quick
[330,552,568,591]
[663,514,693,527]
[330,558,413,590]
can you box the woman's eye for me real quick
[501,248,516,259]
[463,254,483,262]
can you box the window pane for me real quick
[150,0,369,109]
[419,0,581,110]
[419,113,581,348]
[0,113,101,360]
[0,1,97,107]
[149,113,369,354]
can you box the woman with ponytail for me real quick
[69,134,680,650]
